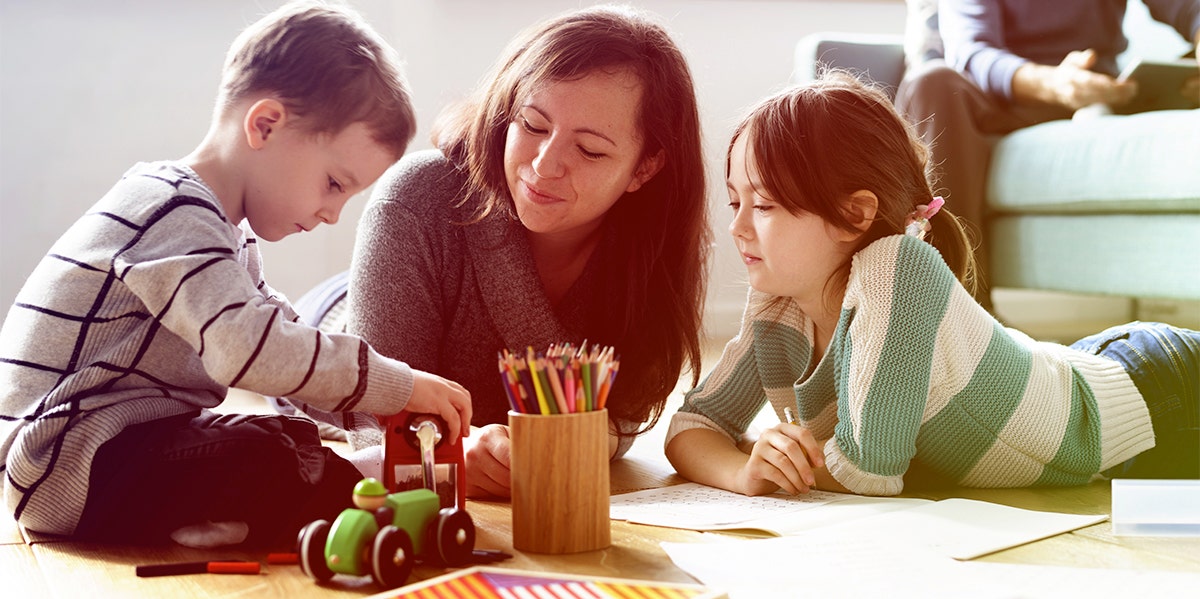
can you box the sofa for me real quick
[792,34,1200,301]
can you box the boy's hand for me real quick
[408,370,472,444]
[734,423,824,496]
[463,424,512,498]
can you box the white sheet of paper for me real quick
[614,483,1105,559]
[825,497,1108,560]
[663,533,1200,599]
[609,482,927,534]
[663,533,962,599]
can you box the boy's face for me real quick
[243,120,394,242]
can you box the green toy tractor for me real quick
[297,415,475,588]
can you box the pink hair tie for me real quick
[904,196,944,241]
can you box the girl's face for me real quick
[727,131,852,303]
[503,68,661,240]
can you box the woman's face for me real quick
[504,67,661,240]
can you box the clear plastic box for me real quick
[1111,479,1200,536]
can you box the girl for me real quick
[665,72,1198,497]
[282,5,710,498]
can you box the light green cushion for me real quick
[988,110,1200,213]
[990,214,1200,300]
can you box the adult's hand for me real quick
[464,424,512,498]
[1182,42,1200,104]
[1013,49,1137,110]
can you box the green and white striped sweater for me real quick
[667,235,1153,496]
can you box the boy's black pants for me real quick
[75,410,361,550]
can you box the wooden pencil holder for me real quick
[509,409,611,554]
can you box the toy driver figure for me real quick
[352,478,393,529]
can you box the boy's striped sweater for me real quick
[0,162,411,535]
[667,235,1153,496]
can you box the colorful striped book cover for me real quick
[373,566,724,599]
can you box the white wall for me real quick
[0,0,906,340]
[5,1,1194,342]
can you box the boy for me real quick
[0,0,471,549]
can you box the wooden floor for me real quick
[1,341,724,598]
[5,335,1200,597]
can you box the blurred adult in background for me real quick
[895,0,1200,311]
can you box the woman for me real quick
[288,5,710,497]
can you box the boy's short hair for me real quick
[219,0,416,157]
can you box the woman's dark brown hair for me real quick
[433,4,711,435]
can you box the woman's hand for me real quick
[463,424,512,498]
[734,423,825,496]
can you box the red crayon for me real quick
[135,560,260,577]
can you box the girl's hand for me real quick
[464,424,511,498]
[407,369,472,444]
[734,423,825,496]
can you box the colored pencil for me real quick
[505,368,526,414]
[545,359,569,414]
[499,354,519,412]
[564,365,576,412]
[497,342,620,414]
[596,359,618,410]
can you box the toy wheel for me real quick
[430,507,475,566]
[297,519,334,582]
[371,525,415,588]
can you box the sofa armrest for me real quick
[793,33,906,98]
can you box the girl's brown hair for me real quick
[728,70,977,308]
[219,0,416,158]
[434,4,711,435]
